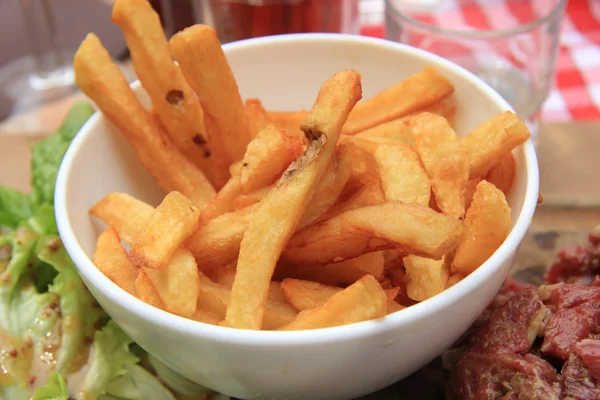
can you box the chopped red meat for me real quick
[545,231,600,285]
[561,352,600,399]
[575,339,600,381]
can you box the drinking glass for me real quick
[0,0,76,121]
[196,0,360,44]
[385,0,567,146]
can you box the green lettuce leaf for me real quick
[0,187,31,229]
[0,226,38,301]
[103,364,178,400]
[30,101,94,209]
[80,321,140,399]
[37,235,104,374]
[33,372,69,400]
[27,205,59,236]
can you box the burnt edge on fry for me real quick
[278,132,326,186]
[165,89,185,106]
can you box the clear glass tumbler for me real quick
[385,0,566,145]
[196,0,360,44]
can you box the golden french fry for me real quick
[452,180,512,275]
[199,177,243,225]
[169,25,252,174]
[282,202,464,266]
[387,300,405,314]
[224,70,362,329]
[233,185,272,210]
[244,99,273,139]
[268,110,307,138]
[281,279,342,310]
[239,124,304,193]
[446,274,464,288]
[412,112,469,219]
[278,275,387,330]
[343,67,454,135]
[464,178,481,210]
[143,248,199,317]
[485,153,516,195]
[422,94,458,127]
[403,255,449,301]
[374,144,430,205]
[229,160,243,177]
[111,0,229,189]
[130,192,201,269]
[299,143,352,228]
[136,270,164,309]
[90,192,154,245]
[186,204,257,268]
[318,181,385,223]
[92,227,139,296]
[276,251,385,286]
[74,34,216,207]
[461,111,530,179]
[197,272,296,330]
[205,265,286,303]
[190,309,221,325]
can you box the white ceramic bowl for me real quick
[56,34,539,400]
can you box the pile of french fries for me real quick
[75,0,530,331]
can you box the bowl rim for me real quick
[55,33,539,346]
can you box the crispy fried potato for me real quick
[276,251,385,286]
[299,143,352,228]
[374,144,430,205]
[136,270,164,309]
[239,124,304,193]
[169,25,251,172]
[349,118,414,147]
[485,153,516,195]
[282,202,464,266]
[130,191,201,269]
[318,181,385,223]
[205,265,286,303]
[344,143,381,190]
[186,204,257,269]
[464,178,482,210]
[233,185,272,210]
[268,110,307,138]
[90,192,154,245]
[143,248,199,317]
[74,34,216,207]
[197,272,296,330]
[244,99,273,139]
[278,275,387,330]
[111,0,229,188]
[190,309,221,325]
[461,111,530,178]
[281,279,342,310]
[200,177,243,225]
[224,70,362,329]
[403,255,449,301]
[343,67,454,135]
[229,160,243,177]
[446,274,464,288]
[452,180,512,275]
[92,227,139,295]
[412,112,469,219]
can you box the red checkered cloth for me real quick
[359,0,600,121]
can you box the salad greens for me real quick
[0,102,224,400]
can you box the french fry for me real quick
[230,160,243,177]
[403,255,449,301]
[90,192,154,245]
[281,202,464,266]
[298,143,352,228]
[190,309,221,325]
[197,272,296,330]
[130,191,201,270]
[452,180,512,275]
[276,251,385,286]
[244,99,273,139]
[199,177,243,225]
[92,227,139,296]
[169,25,252,172]
[342,67,454,135]
[186,204,258,269]
[412,112,469,219]
[464,178,481,210]
[278,275,387,330]
[233,185,272,210]
[446,274,464,288]
[205,265,286,303]
[74,34,216,207]
[111,0,229,189]
[239,124,304,193]
[348,118,414,147]
[143,248,199,317]
[268,110,307,138]
[136,270,164,309]
[485,153,516,195]
[224,70,362,329]
[461,111,530,179]
[374,144,430,205]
